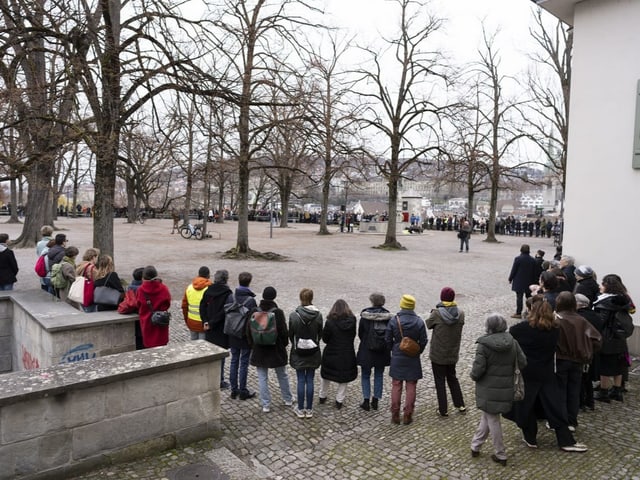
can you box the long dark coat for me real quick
[320,314,358,383]
[248,299,289,368]
[289,306,323,370]
[200,282,232,348]
[356,307,392,368]
[385,310,428,381]
[508,252,538,293]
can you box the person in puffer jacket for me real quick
[426,287,466,417]
[356,292,393,412]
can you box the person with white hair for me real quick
[470,313,526,466]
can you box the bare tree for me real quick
[355,0,448,249]
[206,0,321,255]
[526,11,572,206]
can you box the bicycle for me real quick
[178,223,203,240]
[136,211,146,224]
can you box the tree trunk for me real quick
[382,175,402,248]
[14,161,55,247]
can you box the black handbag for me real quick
[93,274,122,306]
[143,292,171,326]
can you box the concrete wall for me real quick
[4,290,137,371]
[563,0,640,322]
[0,299,12,373]
[0,341,227,480]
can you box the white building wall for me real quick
[564,0,640,304]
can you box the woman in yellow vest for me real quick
[182,266,213,340]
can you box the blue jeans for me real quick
[296,368,315,410]
[229,347,251,393]
[257,366,293,408]
[0,284,14,291]
[361,365,385,400]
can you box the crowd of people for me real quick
[3,225,632,469]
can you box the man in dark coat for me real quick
[508,244,539,318]
[200,269,232,389]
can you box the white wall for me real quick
[564,0,640,314]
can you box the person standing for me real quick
[458,220,472,253]
[54,246,79,301]
[319,299,358,409]
[574,265,599,306]
[470,313,526,466]
[182,266,212,340]
[426,287,466,417]
[36,226,53,292]
[554,292,602,430]
[0,234,18,291]
[507,296,588,453]
[226,272,258,400]
[289,288,323,418]
[92,255,125,311]
[356,292,393,411]
[385,294,428,425]
[508,244,539,318]
[200,269,233,389]
[136,265,171,348]
[248,287,293,413]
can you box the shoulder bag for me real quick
[143,291,171,326]
[513,347,525,401]
[396,316,420,357]
[93,272,122,306]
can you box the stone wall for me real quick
[0,341,227,480]
[0,297,11,373]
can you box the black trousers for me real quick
[431,362,465,414]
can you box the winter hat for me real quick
[575,265,594,278]
[440,287,456,302]
[575,293,590,308]
[262,286,277,301]
[399,294,416,310]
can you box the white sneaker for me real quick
[305,409,313,418]
[294,407,306,418]
[284,400,293,407]
[262,405,270,413]
[561,443,587,453]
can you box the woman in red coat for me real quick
[136,265,172,348]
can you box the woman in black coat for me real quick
[356,293,392,411]
[506,295,587,453]
[319,299,357,409]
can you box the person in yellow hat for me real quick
[385,294,427,425]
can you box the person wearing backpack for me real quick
[226,271,258,400]
[289,288,323,418]
[247,287,293,413]
[426,287,466,417]
[356,292,392,412]
[50,246,79,301]
[0,234,18,291]
[36,225,53,292]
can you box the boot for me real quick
[609,386,624,402]
[403,413,413,425]
[594,388,611,403]
[371,398,379,410]
[391,411,400,424]
[360,399,370,411]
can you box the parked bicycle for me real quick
[179,223,204,240]
[136,211,147,224]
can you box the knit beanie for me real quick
[262,286,277,301]
[440,287,455,302]
[575,265,593,278]
[399,294,416,310]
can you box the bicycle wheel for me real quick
[179,225,192,239]
[194,227,204,240]
[138,214,145,224]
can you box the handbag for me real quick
[93,273,121,306]
[513,349,525,401]
[68,276,85,304]
[82,264,95,307]
[143,292,171,327]
[396,316,420,357]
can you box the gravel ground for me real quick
[5,217,639,479]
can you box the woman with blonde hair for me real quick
[75,248,100,312]
[92,254,124,311]
[506,295,588,453]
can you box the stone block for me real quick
[166,393,216,431]
[37,430,73,471]
[0,437,39,480]
[1,397,65,443]
[121,370,184,412]
[0,354,11,373]
[72,406,166,459]
[0,317,11,336]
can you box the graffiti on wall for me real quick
[59,343,97,364]
[21,345,40,370]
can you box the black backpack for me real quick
[367,321,388,352]
[223,294,254,338]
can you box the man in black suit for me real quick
[508,244,539,318]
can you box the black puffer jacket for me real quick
[289,305,323,370]
[321,314,358,383]
[200,282,232,348]
[594,293,634,355]
[248,299,289,368]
